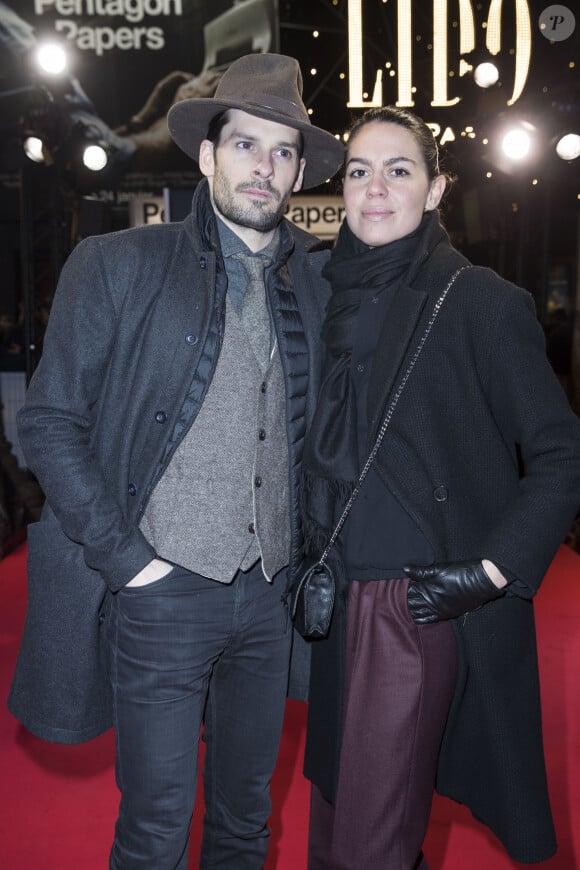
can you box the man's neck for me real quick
[211,209,275,253]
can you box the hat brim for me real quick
[167,98,344,189]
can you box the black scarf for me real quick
[301,212,436,558]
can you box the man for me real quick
[8,53,344,869]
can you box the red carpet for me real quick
[1,543,579,868]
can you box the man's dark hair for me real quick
[207,111,231,147]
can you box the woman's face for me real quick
[343,121,446,247]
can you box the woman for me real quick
[300,106,580,870]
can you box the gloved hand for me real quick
[404,560,506,624]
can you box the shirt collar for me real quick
[216,215,280,261]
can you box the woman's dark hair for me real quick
[346,106,454,189]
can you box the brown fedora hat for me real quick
[167,53,344,189]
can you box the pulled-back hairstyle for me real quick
[346,106,453,191]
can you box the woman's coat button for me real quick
[433,485,449,502]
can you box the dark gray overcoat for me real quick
[304,220,580,863]
[8,180,326,743]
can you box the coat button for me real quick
[433,485,448,502]
[248,522,255,534]
[186,333,198,345]
[258,428,266,441]
[199,256,208,269]
[255,476,262,488]
[261,382,267,394]
[98,612,105,625]
[128,483,137,496]
[155,411,167,423]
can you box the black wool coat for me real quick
[304,220,580,864]
[8,180,327,743]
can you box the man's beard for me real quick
[212,172,293,233]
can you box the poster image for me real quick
[0,0,280,189]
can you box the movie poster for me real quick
[0,0,279,189]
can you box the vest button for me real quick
[255,476,262,488]
[433,485,449,502]
[199,256,208,269]
[258,429,266,441]
[155,411,167,423]
[261,382,267,394]
[128,483,137,496]
[248,522,255,534]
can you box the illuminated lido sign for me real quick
[348,0,532,109]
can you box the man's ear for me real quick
[198,139,215,179]
[292,157,306,193]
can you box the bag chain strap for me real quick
[318,265,469,567]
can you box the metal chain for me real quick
[318,265,469,566]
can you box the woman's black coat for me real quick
[304,221,580,864]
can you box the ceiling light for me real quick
[36,43,67,75]
[82,143,108,171]
[474,62,499,88]
[555,133,580,161]
[23,136,46,163]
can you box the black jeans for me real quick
[108,561,292,869]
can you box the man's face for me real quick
[199,109,306,250]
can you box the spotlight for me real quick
[36,42,68,76]
[501,124,535,161]
[502,129,530,160]
[474,62,499,89]
[555,133,580,161]
[82,143,108,171]
[23,136,46,164]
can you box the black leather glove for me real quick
[404,560,506,624]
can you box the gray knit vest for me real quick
[140,295,290,583]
